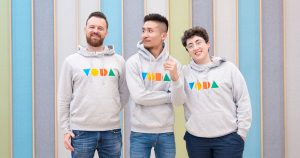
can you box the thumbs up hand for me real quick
[164,57,179,81]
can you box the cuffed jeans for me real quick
[184,131,244,158]
[71,129,122,158]
[130,131,176,158]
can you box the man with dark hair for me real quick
[180,26,252,158]
[58,11,129,158]
[126,13,185,158]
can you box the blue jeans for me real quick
[71,129,122,158]
[130,131,176,158]
[184,131,244,158]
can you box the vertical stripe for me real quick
[169,0,190,158]
[56,0,77,157]
[214,0,238,64]
[145,0,169,50]
[101,1,123,157]
[12,0,33,157]
[145,0,168,17]
[54,0,58,157]
[101,0,122,54]
[192,0,214,56]
[285,0,300,157]
[123,0,144,157]
[78,0,100,47]
[0,0,12,157]
[238,0,261,157]
[34,0,55,157]
[262,0,284,157]
[123,0,144,60]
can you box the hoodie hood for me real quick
[77,45,115,57]
[136,41,169,61]
[190,56,226,72]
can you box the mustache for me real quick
[91,32,101,37]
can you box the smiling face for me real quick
[186,35,211,64]
[85,16,108,47]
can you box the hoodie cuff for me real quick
[237,129,247,139]
[64,128,72,135]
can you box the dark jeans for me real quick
[184,131,244,158]
[71,129,122,158]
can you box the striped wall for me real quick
[12,0,33,158]
[34,0,55,157]
[0,0,299,158]
[238,0,261,157]
[262,0,284,157]
[285,0,300,158]
[0,0,11,157]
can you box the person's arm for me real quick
[57,59,73,134]
[126,57,171,106]
[164,57,186,106]
[118,56,129,109]
[57,58,75,151]
[232,65,252,140]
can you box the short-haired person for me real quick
[126,13,185,158]
[58,11,129,158]
[180,26,252,158]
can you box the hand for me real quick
[164,57,179,81]
[241,135,246,142]
[64,132,75,151]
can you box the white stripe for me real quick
[214,0,237,65]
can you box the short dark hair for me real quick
[181,26,209,48]
[144,13,168,32]
[86,11,108,28]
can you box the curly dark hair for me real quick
[86,11,108,28]
[144,13,168,32]
[181,26,209,48]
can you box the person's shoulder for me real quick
[64,52,80,62]
[126,53,139,63]
[113,53,125,62]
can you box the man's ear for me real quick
[161,32,167,41]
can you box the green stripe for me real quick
[0,0,12,157]
[169,0,190,157]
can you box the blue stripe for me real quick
[101,1,123,157]
[238,0,261,157]
[12,0,33,157]
[101,0,122,55]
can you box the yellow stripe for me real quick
[169,0,191,157]
[10,0,13,156]
[0,0,12,157]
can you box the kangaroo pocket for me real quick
[185,111,237,137]
[132,104,174,129]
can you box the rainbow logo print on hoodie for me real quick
[83,68,116,77]
[141,72,171,81]
[188,81,219,90]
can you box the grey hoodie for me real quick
[126,41,185,133]
[58,45,129,134]
[182,57,252,138]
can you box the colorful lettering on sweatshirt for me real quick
[83,68,116,77]
[141,72,171,81]
[188,81,219,91]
